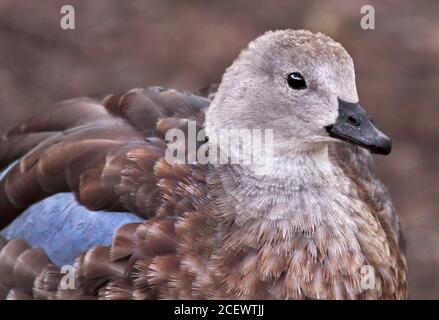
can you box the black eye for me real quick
[287,72,307,90]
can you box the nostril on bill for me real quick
[347,116,360,127]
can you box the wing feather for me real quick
[0,87,209,228]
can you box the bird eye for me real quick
[287,72,307,90]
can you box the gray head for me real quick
[206,29,391,157]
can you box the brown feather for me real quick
[13,248,51,291]
[6,288,33,300]
[99,281,133,300]
[33,264,62,300]
[0,239,29,288]
[5,165,51,209]
[75,246,128,295]
[6,98,110,136]
[0,132,56,170]
[110,223,142,261]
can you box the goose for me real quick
[0,29,407,300]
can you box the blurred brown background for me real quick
[0,0,438,299]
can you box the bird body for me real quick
[0,30,407,299]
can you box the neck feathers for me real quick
[207,144,367,252]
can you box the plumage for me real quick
[0,29,407,299]
[1,193,143,266]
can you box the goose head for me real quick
[206,29,391,160]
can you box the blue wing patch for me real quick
[0,193,144,267]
